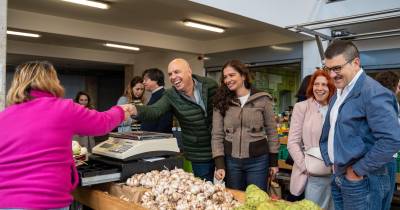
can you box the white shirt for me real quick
[238,93,250,108]
[151,86,163,94]
[316,101,328,123]
[327,68,364,163]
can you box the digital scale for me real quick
[78,131,183,186]
[92,131,180,161]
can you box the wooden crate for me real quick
[73,185,246,210]
[397,173,400,184]
[278,159,292,170]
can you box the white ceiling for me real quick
[6,0,309,67]
[6,53,124,71]
[6,30,162,54]
[8,0,289,41]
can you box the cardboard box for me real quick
[73,184,147,210]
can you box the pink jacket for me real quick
[0,90,124,209]
[287,98,326,196]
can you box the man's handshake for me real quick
[118,104,138,120]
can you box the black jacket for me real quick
[140,88,173,133]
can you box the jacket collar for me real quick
[193,74,209,110]
[340,71,366,107]
[173,74,209,110]
[30,90,55,98]
[151,86,164,94]
[346,71,365,99]
[231,88,272,106]
[328,71,366,109]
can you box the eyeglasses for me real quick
[322,57,355,74]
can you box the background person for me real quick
[295,75,312,103]
[0,61,133,209]
[141,68,173,133]
[74,91,94,109]
[375,71,400,97]
[375,71,400,123]
[212,60,279,191]
[117,76,145,132]
[285,74,312,202]
[287,69,335,210]
[73,91,96,152]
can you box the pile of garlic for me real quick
[126,168,240,210]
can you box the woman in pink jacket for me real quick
[287,69,335,210]
[0,61,133,209]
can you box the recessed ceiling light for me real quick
[6,30,41,38]
[105,43,140,51]
[183,20,225,33]
[271,45,292,51]
[61,0,109,9]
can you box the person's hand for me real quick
[214,169,226,181]
[345,166,363,181]
[118,104,136,120]
[269,167,279,178]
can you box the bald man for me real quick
[131,58,218,181]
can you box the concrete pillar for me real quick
[301,29,330,78]
[124,64,134,88]
[85,76,98,108]
[0,0,7,110]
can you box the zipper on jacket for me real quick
[177,92,207,117]
[239,107,243,157]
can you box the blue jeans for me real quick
[331,159,396,210]
[225,155,269,191]
[191,160,215,182]
[306,176,334,210]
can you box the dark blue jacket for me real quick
[320,72,400,176]
[140,88,173,133]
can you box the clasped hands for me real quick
[118,104,138,120]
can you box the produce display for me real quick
[125,168,241,210]
[72,141,88,166]
[235,185,321,210]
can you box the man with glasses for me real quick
[319,40,400,210]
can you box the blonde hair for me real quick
[6,61,65,106]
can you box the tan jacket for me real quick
[212,90,279,169]
[287,98,328,196]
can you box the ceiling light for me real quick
[271,45,292,51]
[7,30,40,38]
[62,0,109,9]
[183,20,225,33]
[105,43,140,51]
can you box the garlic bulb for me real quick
[124,168,240,210]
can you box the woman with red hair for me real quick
[287,69,335,210]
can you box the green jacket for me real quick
[136,75,218,162]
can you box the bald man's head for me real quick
[168,58,191,72]
[168,58,193,93]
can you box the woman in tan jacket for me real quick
[212,60,279,191]
[287,69,335,210]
